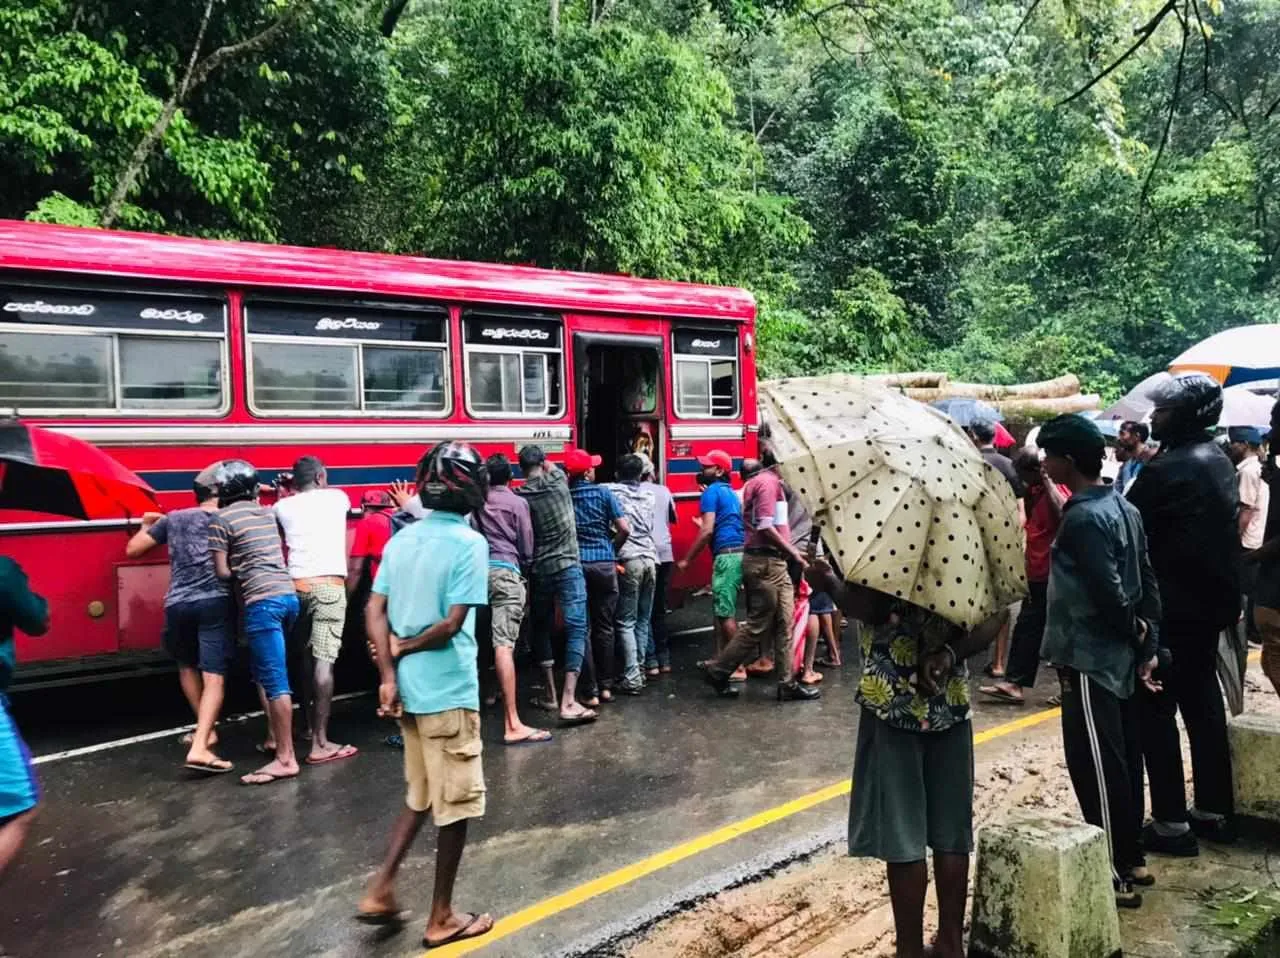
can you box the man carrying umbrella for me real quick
[1126,373,1240,852]
[805,560,1006,958]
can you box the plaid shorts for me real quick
[297,583,347,665]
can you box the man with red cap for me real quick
[565,448,631,700]
[678,450,746,679]
[348,489,396,599]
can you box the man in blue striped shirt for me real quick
[566,449,630,701]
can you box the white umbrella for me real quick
[1169,325,1280,387]
[1102,372,1273,428]
[760,375,1027,629]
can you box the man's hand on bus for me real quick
[389,479,414,510]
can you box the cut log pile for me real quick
[864,372,1100,418]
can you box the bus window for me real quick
[0,284,227,414]
[245,299,449,415]
[672,327,739,418]
[463,312,563,418]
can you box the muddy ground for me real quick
[620,660,1280,958]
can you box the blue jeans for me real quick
[244,593,300,700]
[617,558,656,688]
[531,565,589,675]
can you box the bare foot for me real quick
[185,747,231,768]
[559,703,597,724]
[179,730,218,748]
[745,657,774,675]
[799,669,823,685]
[356,888,407,925]
[730,666,748,682]
[240,758,300,786]
[503,726,552,745]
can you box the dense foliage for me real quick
[4,0,1278,397]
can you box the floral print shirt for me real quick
[856,600,971,733]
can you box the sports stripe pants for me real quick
[1058,667,1143,879]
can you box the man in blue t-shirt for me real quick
[677,450,746,675]
[357,443,495,949]
[0,557,48,883]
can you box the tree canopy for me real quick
[4,0,1278,398]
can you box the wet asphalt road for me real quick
[0,599,1058,958]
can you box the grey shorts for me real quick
[849,708,974,863]
[488,566,527,649]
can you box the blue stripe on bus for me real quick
[138,457,742,492]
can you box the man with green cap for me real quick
[1038,414,1162,909]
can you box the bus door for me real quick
[572,333,663,482]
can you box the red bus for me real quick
[0,221,758,685]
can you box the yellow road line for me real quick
[428,704,1064,956]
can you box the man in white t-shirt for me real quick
[275,456,358,765]
[1229,428,1269,643]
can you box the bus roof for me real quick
[0,220,755,323]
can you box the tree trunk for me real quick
[550,0,560,34]
[900,374,1081,402]
[98,0,303,229]
[99,98,183,229]
[864,372,949,389]
[990,394,1102,417]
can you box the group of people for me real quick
[1,369,1274,953]
[855,372,1261,958]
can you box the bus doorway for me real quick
[574,334,663,482]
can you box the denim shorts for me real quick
[0,699,38,821]
[244,593,300,701]
[809,591,836,616]
[164,596,235,675]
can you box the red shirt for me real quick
[1024,482,1068,583]
[350,510,393,581]
[743,470,790,552]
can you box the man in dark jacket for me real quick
[1126,373,1240,853]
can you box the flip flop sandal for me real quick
[530,696,559,712]
[182,759,234,775]
[503,729,553,746]
[424,913,494,949]
[354,909,410,927]
[978,686,1025,705]
[1046,693,1063,707]
[240,770,298,786]
[559,710,598,727]
[305,744,359,766]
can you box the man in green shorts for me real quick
[677,450,745,678]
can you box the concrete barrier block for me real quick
[1230,713,1280,824]
[969,814,1120,958]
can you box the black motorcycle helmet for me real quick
[1148,372,1223,441]
[216,459,260,507]
[416,442,489,514]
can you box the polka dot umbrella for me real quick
[760,375,1027,629]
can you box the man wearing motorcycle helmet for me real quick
[358,442,495,948]
[1127,372,1240,853]
[208,459,301,786]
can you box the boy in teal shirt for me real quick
[357,443,495,949]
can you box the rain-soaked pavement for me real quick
[0,599,1058,958]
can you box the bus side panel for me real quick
[7,529,132,663]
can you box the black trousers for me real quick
[1139,622,1234,821]
[1059,668,1144,878]
[651,561,673,667]
[1006,581,1048,689]
[580,561,619,695]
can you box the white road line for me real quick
[32,690,370,765]
[670,625,714,637]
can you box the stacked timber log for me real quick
[864,372,1100,417]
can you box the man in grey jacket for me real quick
[1039,415,1162,910]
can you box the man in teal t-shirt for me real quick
[357,443,495,950]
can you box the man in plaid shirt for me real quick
[566,449,631,702]
[517,446,597,725]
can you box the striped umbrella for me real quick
[1169,325,1280,386]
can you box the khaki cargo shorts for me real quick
[298,583,346,665]
[488,566,527,649]
[401,708,486,826]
